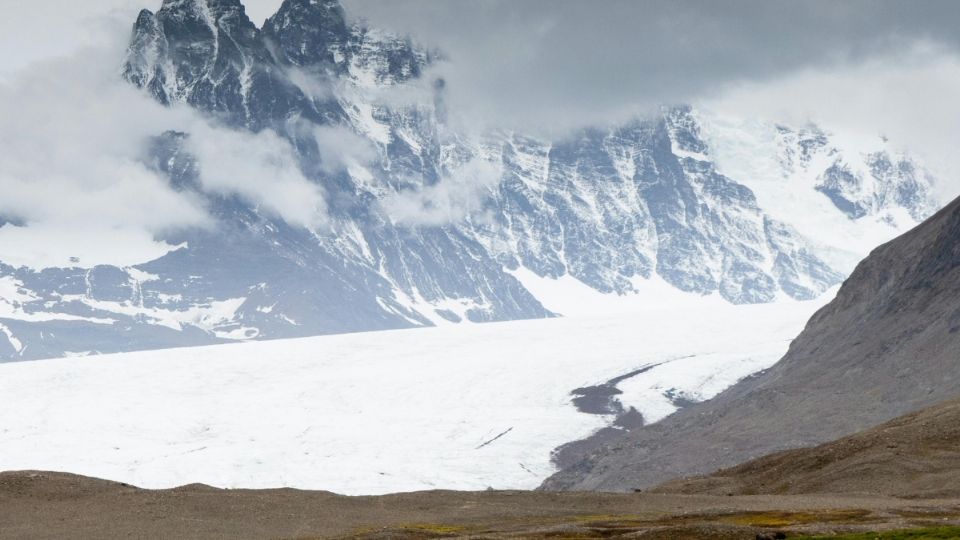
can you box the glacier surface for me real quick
[0,289,829,494]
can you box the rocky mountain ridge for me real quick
[0,0,937,361]
[542,192,960,492]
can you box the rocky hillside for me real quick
[543,194,960,492]
[655,396,960,499]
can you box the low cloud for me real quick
[382,158,502,226]
[341,0,960,204]
[0,47,209,235]
[186,124,329,229]
[0,0,145,79]
[313,126,379,174]
[342,0,960,139]
[704,46,960,201]
[0,24,332,267]
[0,51,207,268]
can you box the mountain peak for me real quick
[263,0,350,67]
[160,0,245,13]
[267,0,348,31]
[134,7,157,25]
[124,0,282,127]
[275,0,347,14]
[157,0,256,35]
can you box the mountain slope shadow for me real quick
[543,194,960,491]
[655,395,960,499]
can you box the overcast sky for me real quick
[5,0,960,128]
[2,0,960,262]
[4,0,959,135]
[0,0,282,78]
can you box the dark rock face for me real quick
[262,0,350,68]
[124,0,331,130]
[0,0,933,361]
[817,163,870,218]
[542,195,960,492]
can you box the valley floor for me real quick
[0,293,827,494]
[3,471,960,539]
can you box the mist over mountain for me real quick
[0,0,939,361]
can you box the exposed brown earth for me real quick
[3,471,960,539]
[655,396,960,499]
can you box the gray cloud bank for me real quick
[336,0,960,200]
[0,20,330,267]
[341,0,960,133]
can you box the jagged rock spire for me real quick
[262,0,350,67]
[124,0,323,129]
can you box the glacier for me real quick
[0,291,830,494]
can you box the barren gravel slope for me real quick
[655,396,960,499]
[543,195,960,491]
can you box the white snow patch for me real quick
[0,323,22,353]
[63,295,249,337]
[343,99,391,145]
[616,338,805,424]
[697,112,921,273]
[0,276,114,324]
[386,285,491,326]
[126,267,160,284]
[673,147,711,162]
[509,267,728,317]
[0,224,185,270]
[0,276,35,306]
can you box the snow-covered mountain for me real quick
[0,0,937,361]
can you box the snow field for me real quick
[0,288,829,494]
